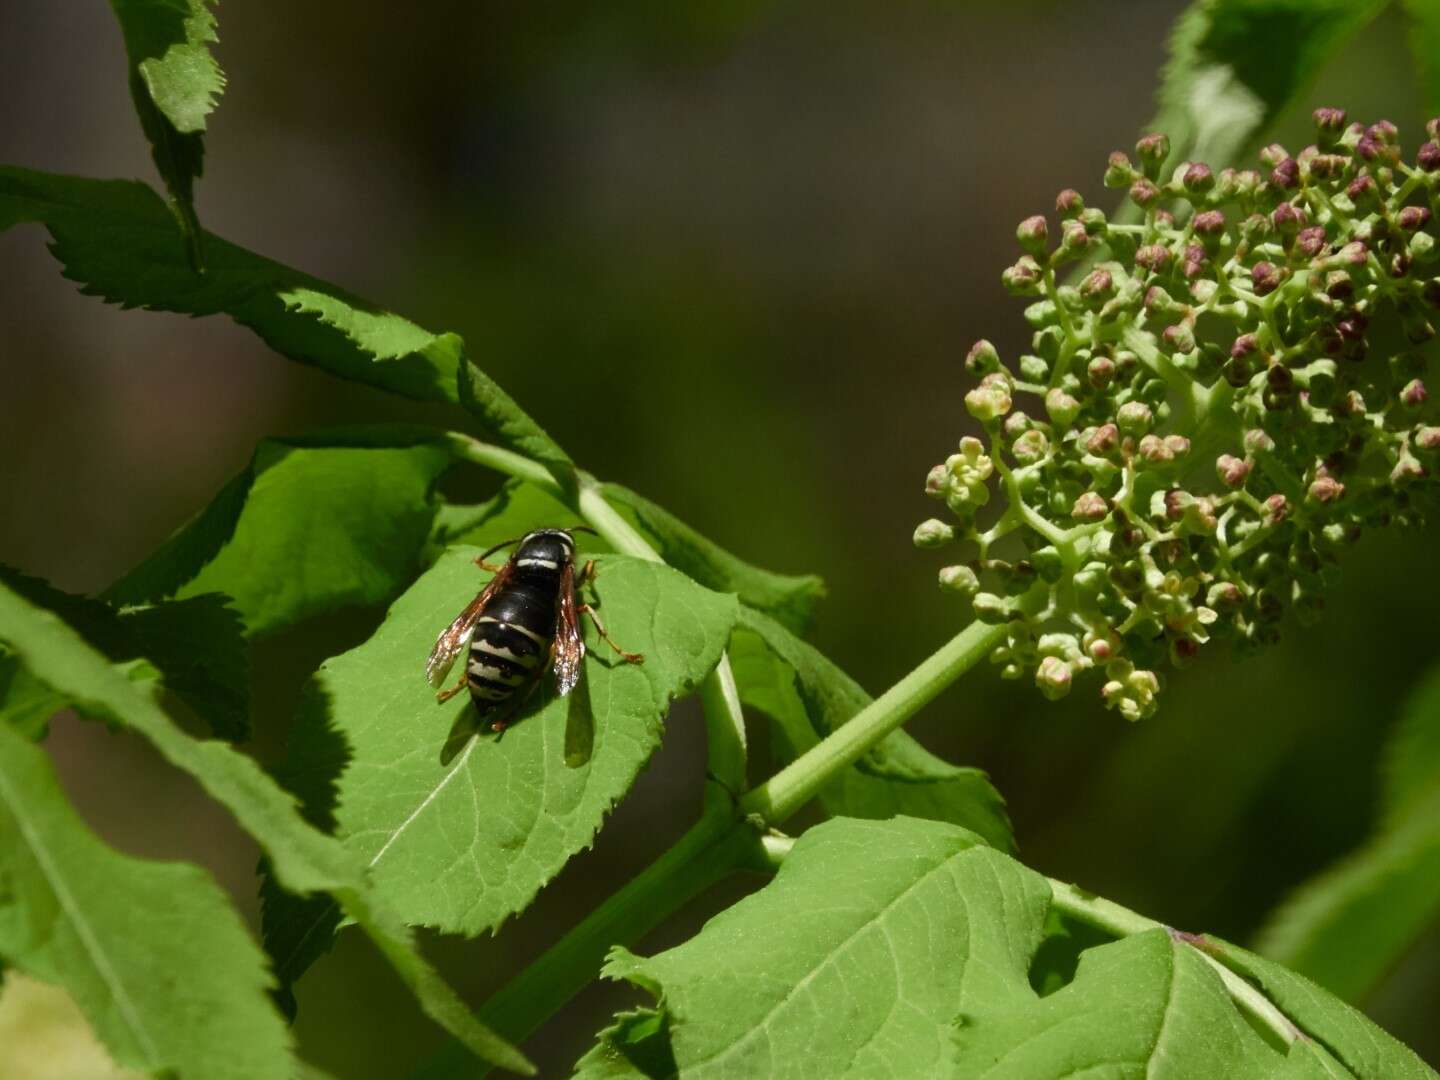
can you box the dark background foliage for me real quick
[2,1,1436,1074]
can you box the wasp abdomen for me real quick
[463,534,573,712]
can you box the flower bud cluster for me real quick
[918,111,1440,719]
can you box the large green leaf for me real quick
[728,606,1013,850]
[0,166,573,474]
[264,549,736,981]
[0,578,534,1075]
[0,168,461,402]
[1153,0,1389,168]
[601,484,825,635]
[0,566,247,740]
[1255,667,1440,1003]
[0,723,292,1079]
[106,0,223,261]
[104,427,454,636]
[582,817,1350,1079]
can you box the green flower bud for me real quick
[1035,656,1073,701]
[1216,454,1251,487]
[939,564,980,596]
[1056,188,1084,217]
[1011,428,1049,465]
[965,382,1012,423]
[1104,151,1136,189]
[1116,400,1154,437]
[1307,476,1345,504]
[972,592,1009,624]
[1072,492,1109,522]
[1001,256,1043,295]
[1101,660,1160,721]
[1016,215,1049,257]
[1030,546,1065,583]
[1135,132,1170,176]
[914,518,956,548]
[964,339,1001,375]
[1045,387,1081,427]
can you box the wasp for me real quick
[425,528,644,733]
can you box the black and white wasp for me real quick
[425,528,643,733]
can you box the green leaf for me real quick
[1,167,505,412]
[588,816,1306,1079]
[0,566,248,741]
[1200,937,1438,1079]
[1154,0,1389,167]
[264,549,736,979]
[1255,667,1440,1003]
[0,577,534,1075]
[458,362,574,492]
[0,722,293,1079]
[601,483,825,635]
[427,480,608,565]
[728,606,1013,850]
[586,818,1433,1079]
[1403,0,1440,113]
[106,0,224,262]
[105,427,454,636]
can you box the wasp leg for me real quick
[577,559,598,587]
[578,604,644,663]
[436,670,470,703]
[474,556,506,573]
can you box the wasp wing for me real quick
[425,562,513,687]
[553,559,586,697]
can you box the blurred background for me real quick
[2,0,1437,1074]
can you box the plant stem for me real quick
[1048,878,1299,1049]
[739,616,1010,826]
[415,811,760,1079]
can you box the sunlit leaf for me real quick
[0,723,293,1079]
[602,484,825,635]
[105,0,224,261]
[104,427,454,636]
[586,817,1322,1079]
[264,549,735,984]
[0,578,534,1075]
[1154,0,1388,167]
[728,606,1013,850]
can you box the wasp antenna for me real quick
[564,525,598,537]
[476,536,523,563]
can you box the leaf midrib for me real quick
[0,755,162,1065]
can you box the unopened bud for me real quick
[1072,492,1109,522]
[1271,157,1300,189]
[1251,261,1282,296]
[1399,205,1432,232]
[1419,142,1440,171]
[1264,494,1290,524]
[1135,245,1172,272]
[1036,656,1073,701]
[1104,151,1136,188]
[972,592,1009,624]
[1085,423,1120,456]
[938,564,980,596]
[1308,476,1345,503]
[1401,378,1428,407]
[1045,387,1081,427]
[965,381,1012,422]
[1016,215,1049,256]
[1087,356,1116,388]
[965,339,1001,375]
[1001,256,1042,295]
[1116,400,1154,437]
[1216,454,1251,487]
[1129,179,1161,207]
[1136,132,1170,175]
[1296,226,1326,259]
[914,518,956,548]
[1011,428,1049,465]
[1055,188,1084,216]
[1182,162,1214,195]
[1313,107,1347,144]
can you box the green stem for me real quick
[416,811,762,1079]
[1048,878,1298,1049]
[739,615,1011,826]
